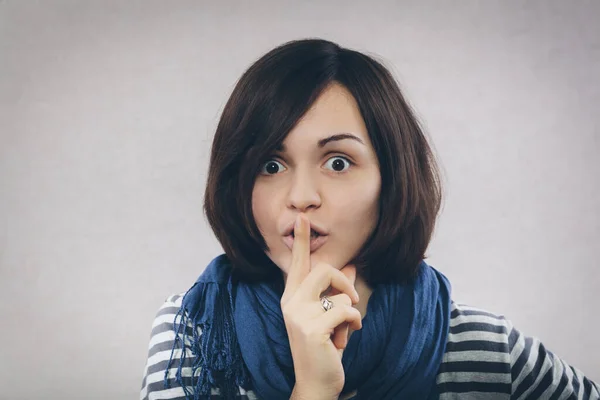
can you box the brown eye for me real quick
[324,156,352,172]
[260,160,286,175]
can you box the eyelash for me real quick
[259,155,355,176]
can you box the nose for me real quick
[286,170,322,212]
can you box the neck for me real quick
[348,273,372,339]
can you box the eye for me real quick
[324,156,352,172]
[259,160,286,175]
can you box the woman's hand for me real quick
[281,214,362,399]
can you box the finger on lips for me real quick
[283,214,310,299]
[284,213,359,308]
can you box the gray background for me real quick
[1,1,598,398]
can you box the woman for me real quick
[140,38,599,400]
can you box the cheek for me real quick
[252,189,264,228]
[252,184,278,235]
[251,187,265,230]
[336,180,380,215]
[334,180,380,238]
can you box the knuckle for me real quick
[299,325,317,338]
[341,305,358,318]
[332,268,350,283]
[281,302,296,318]
[337,294,352,306]
[344,306,356,316]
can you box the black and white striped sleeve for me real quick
[139,294,258,400]
[139,294,197,400]
[508,320,599,399]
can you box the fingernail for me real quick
[295,214,302,230]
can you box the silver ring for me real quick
[320,296,334,312]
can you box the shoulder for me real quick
[139,292,193,400]
[447,300,513,351]
[139,293,260,400]
[437,301,600,399]
[436,301,513,398]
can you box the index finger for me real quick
[282,213,310,298]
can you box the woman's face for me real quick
[252,83,381,278]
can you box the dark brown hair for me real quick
[204,38,443,287]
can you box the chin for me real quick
[302,253,340,271]
[308,252,335,269]
[268,240,347,274]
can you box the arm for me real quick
[139,294,199,400]
[508,320,599,399]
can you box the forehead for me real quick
[281,83,369,147]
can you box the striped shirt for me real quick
[140,293,599,400]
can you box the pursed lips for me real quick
[282,229,328,253]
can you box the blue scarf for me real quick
[164,254,452,399]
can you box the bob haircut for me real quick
[204,38,443,287]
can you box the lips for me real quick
[282,221,328,237]
[292,228,320,238]
[281,218,329,253]
[283,234,328,253]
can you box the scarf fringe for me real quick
[163,281,252,400]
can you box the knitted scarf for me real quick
[164,254,452,399]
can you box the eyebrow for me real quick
[275,133,365,152]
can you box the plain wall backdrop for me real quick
[1,1,598,398]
